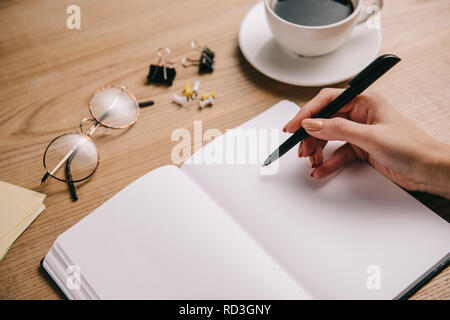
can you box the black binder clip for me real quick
[147,48,176,86]
[182,41,215,74]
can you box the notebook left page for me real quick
[47,165,309,299]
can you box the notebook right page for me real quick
[181,100,450,299]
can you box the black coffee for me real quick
[273,0,354,27]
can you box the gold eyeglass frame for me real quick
[41,84,151,201]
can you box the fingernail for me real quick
[313,153,319,168]
[302,119,323,131]
[286,124,295,133]
[309,156,314,168]
[298,144,303,157]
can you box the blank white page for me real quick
[56,165,309,299]
[181,100,450,299]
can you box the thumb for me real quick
[301,118,372,149]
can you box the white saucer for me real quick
[238,1,382,86]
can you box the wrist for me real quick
[422,141,450,198]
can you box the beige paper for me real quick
[0,181,46,260]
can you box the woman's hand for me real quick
[283,88,450,198]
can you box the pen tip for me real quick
[263,159,271,167]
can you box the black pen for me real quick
[263,54,401,167]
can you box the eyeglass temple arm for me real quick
[92,99,153,126]
[138,100,154,108]
[41,171,50,184]
[65,150,79,202]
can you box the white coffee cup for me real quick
[265,0,383,57]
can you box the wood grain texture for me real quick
[0,0,449,300]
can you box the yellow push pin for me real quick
[183,84,194,100]
[201,91,216,101]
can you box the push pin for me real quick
[183,84,195,100]
[199,96,214,109]
[182,41,215,74]
[201,91,216,101]
[147,48,176,86]
[172,94,188,107]
[192,80,201,97]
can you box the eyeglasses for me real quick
[40,85,153,201]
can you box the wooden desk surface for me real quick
[0,0,449,299]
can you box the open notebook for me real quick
[43,100,450,299]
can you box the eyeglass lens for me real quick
[90,86,139,128]
[44,133,99,182]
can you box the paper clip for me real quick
[182,41,215,74]
[191,40,215,60]
[147,48,176,86]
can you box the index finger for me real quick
[283,88,344,133]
